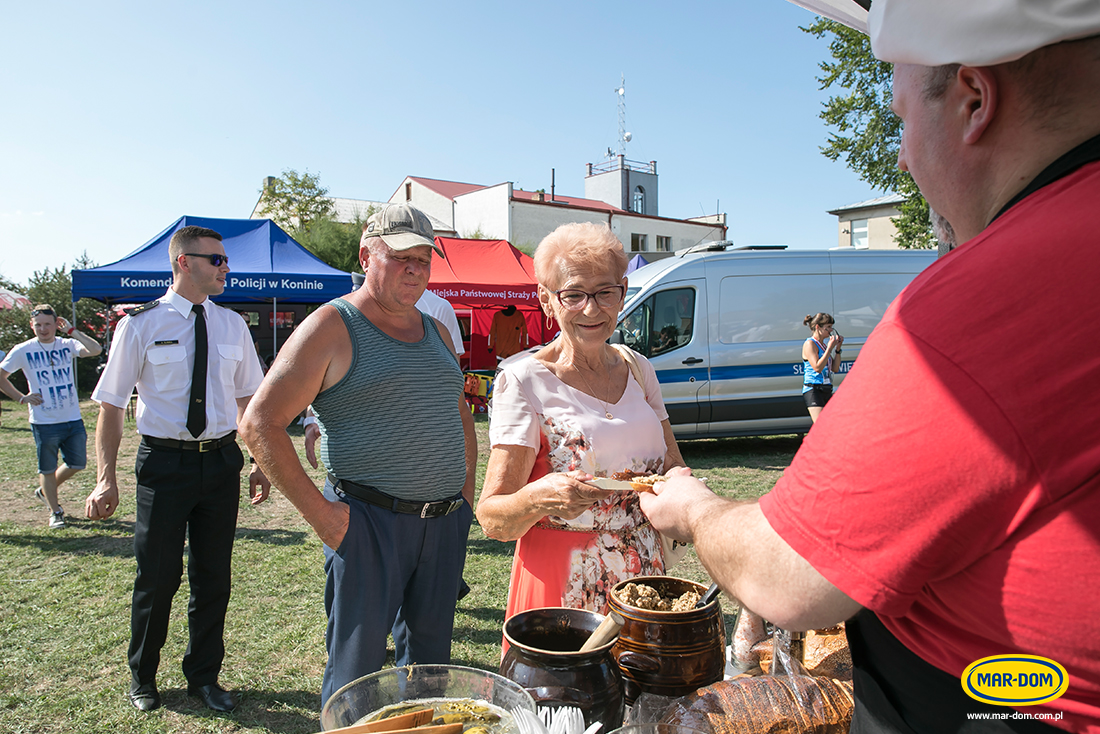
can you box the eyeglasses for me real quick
[552,285,625,311]
[183,253,229,266]
[31,308,55,316]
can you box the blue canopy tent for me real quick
[72,215,355,356]
[626,253,649,274]
[72,216,352,303]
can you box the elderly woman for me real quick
[477,222,687,620]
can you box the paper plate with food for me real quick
[587,470,671,493]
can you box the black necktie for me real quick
[187,304,208,438]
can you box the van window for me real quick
[718,274,831,344]
[620,288,695,357]
[832,272,914,333]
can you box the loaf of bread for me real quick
[756,628,852,681]
[660,675,854,734]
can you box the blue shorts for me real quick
[31,419,88,474]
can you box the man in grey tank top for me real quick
[240,204,476,708]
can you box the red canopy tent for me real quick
[428,237,557,370]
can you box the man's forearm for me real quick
[71,329,103,357]
[690,496,859,630]
[0,375,26,403]
[96,404,125,487]
[247,428,330,524]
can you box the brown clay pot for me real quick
[500,607,626,729]
[608,576,726,705]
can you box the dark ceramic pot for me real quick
[500,607,626,729]
[608,576,725,705]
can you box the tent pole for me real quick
[272,297,278,360]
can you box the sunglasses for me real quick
[31,308,55,316]
[183,253,229,266]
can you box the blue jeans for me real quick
[31,419,87,474]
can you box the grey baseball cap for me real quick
[364,203,444,258]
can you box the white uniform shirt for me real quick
[416,290,465,357]
[92,288,265,440]
[0,337,84,424]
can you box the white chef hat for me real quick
[868,0,1100,66]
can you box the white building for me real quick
[827,193,906,250]
[253,160,727,256]
[390,159,726,255]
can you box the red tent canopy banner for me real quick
[428,237,557,370]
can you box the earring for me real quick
[545,313,555,330]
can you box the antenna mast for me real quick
[616,74,628,156]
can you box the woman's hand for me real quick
[532,470,618,520]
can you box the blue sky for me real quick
[0,1,887,285]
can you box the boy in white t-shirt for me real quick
[0,304,102,528]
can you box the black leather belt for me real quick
[329,474,464,519]
[142,432,237,453]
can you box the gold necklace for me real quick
[575,363,615,420]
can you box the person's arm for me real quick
[660,419,687,471]
[0,368,42,406]
[830,334,845,371]
[236,395,271,505]
[238,310,349,550]
[638,477,861,630]
[303,407,320,469]
[56,316,102,358]
[85,403,124,519]
[476,445,615,541]
[803,338,835,373]
[459,397,476,507]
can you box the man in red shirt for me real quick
[641,2,1100,731]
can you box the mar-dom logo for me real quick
[961,655,1069,706]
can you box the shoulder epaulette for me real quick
[124,300,160,317]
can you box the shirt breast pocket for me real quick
[217,344,243,387]
[147,345,188,391]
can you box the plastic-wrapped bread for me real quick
[731,608,768,671]
[660,675,854,734]
[756,627,852,681]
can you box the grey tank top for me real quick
[313,298,466,500]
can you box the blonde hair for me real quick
[533,222,629,289]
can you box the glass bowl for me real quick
[321,664,537,731]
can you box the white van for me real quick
[612,243,937,438]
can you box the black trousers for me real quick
[848,610,1060,733]
[128,439,243,688]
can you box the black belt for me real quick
[142,432,237,453]
[328,474,464,519]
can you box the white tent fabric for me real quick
[784,0,869,32]
[0,285,32,310]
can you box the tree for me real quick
[803,18,935,248]
[255,169,336,235]
[298,215,371,273]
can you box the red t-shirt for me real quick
[761,161,1100,730]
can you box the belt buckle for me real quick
[421,499,462,519]
[197,438,219,453]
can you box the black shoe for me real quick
[129,684,161,712]
[187,682,238,712]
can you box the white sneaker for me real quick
[49,510,66,529]
[36,488,64,517]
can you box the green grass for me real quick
[0,399,799,733]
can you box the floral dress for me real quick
[489,354,669,619]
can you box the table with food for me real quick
[319,543,855,734]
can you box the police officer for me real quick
[85,225,270,713]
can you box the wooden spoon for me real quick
[579,609,625,652]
